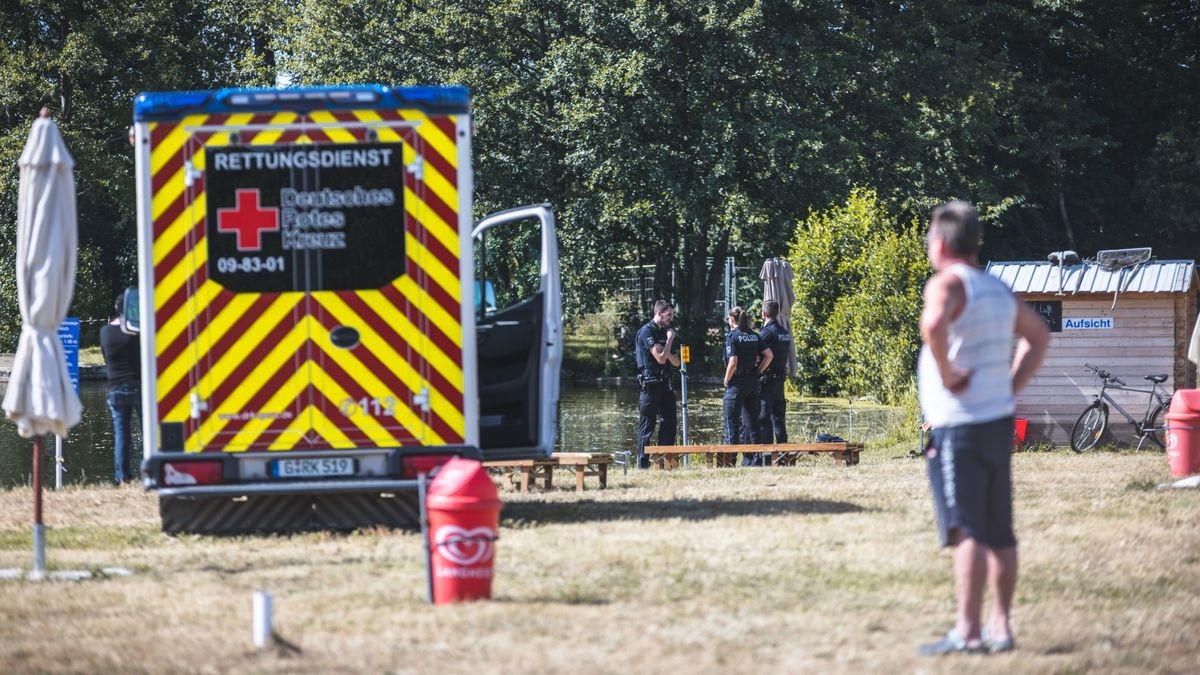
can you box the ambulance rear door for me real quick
[473,205,562,460]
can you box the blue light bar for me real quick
[134,85,470,121]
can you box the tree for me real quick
[284,0,859,367]
[0,0,283,349]
[787,188,928,402]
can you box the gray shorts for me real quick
[926,416,1017,549]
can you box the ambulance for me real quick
[131,85,561,533]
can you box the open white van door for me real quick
[472,204,562,459]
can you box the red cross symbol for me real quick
[217,189,279,251]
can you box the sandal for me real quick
[982,626,1016,653]
[917,629,986,656]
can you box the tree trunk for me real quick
[1058,185,1075,250]
[58,13,71,123]
[669,226,730,373]
[1054,151,1075,249]
[253,27,275,84]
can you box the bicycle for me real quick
[1070,363,1172,452]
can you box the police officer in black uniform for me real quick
[757,299,792,450]
[723,306,772,467]
[634,300,680,469]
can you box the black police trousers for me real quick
[723,374,761,466]
[758,374,788,445]
[637,380,677,469]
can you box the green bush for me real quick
[787,189,930,404]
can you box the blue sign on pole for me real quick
[58,318,80,394]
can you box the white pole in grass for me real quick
[680,355,690,467]
[419,472,433,604]
[253,591,272,648]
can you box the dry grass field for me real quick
[1,448,1197,674]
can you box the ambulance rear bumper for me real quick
[157,478,419,498]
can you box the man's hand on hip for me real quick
[940,363,973,393]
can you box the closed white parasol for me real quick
[760,257,797,376]
[2,109,82,576]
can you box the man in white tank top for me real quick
[916,201,1049,656]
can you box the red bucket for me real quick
[1013,418,1029,451]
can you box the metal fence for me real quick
[617,258,759,320]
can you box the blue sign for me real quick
[58,318,80,394]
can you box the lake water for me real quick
[0,380,902,489]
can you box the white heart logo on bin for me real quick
[434,525,496,566]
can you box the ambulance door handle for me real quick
[406,156,424,181]
[189,392,208,420]
[412,387,431,413]
[183,161,203,188]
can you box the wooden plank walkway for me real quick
[642,442,862,469]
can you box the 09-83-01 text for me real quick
[216,256,286,274]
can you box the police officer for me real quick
[634,300,680,469]
[723,306,772,467]
[757,300,793,450]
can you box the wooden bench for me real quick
[484,453,613,493]
[642,442,862,469]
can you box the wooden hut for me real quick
[986,258,1198,446]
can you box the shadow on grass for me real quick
[494,594,611,606]
[501,497,865,525]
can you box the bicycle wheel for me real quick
[1144,402,1168,449]
[1070,403,1107,452]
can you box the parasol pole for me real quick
[29,106,52,577]
[55,436,63,489]
[32,436,45,576]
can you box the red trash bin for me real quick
[1013,417,1029,452]
[1165,390,1200,477]
[426,457,503,603]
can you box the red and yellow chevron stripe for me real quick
[149,109,465,453]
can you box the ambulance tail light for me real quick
[401,454,455,479]
[162,461,224,486]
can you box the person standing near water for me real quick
[100,293,141,485]
[723,306,772,467]
[634,300,680,469]
[916,201,1048,655]
[756,300,791,449]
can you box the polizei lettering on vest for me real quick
[1063,317,1114,330]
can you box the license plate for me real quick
[270,457,356,479]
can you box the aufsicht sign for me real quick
[1063,317,1114,330]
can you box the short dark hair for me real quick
[652,300,674,316]
[929,200,982,257]
[113,292,125,318]
[762,300,779,319]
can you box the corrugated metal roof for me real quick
[985,260,1195,294]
